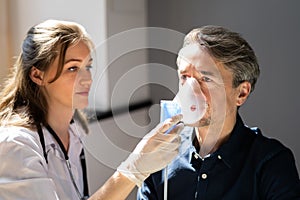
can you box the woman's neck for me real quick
[46,106,74,151]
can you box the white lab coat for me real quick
[0,122,86,200]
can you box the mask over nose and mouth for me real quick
[160,77,207,125]
[174,77,207,124]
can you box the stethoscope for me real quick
[37,123,89,200]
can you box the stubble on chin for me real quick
[187,116,211,127]
[191,105,212,127]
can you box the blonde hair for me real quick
[0,20,93,131]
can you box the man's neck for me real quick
[195,115,236,157]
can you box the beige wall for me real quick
[0,0,10,87]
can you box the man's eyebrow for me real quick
[177,68,186,74]
[199,70,215,76]
[178,67,216,76]
[64,57,93,64]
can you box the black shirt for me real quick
[138,114,300,199]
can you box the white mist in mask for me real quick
[174,77,207,124]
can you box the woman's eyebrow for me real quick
[64,57,93,64]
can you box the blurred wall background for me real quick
[0,0,9,88]
[0,1,299,199]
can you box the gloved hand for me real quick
[117,114,184,187]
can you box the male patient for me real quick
[138,25,300,199]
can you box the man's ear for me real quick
[30,66,45,86]
[236,81,251,106]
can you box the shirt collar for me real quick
[184,113,255,168]
[211,113,256,168]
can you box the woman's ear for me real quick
[30,67,45,86]
[236,81,251,106]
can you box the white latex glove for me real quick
[117,114,184,187]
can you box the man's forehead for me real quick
[177,44,219,74]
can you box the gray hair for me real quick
[183,25,260,92]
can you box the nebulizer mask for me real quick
[160,77,207,200]
[160,76,207,125]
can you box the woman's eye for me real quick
[86,65,93,71]
[68,66,79,72]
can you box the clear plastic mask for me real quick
[160,77,207,125]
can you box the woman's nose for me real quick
[79,70,92,86]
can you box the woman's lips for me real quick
[76,91,89,96]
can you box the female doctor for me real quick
[0,20,183,200]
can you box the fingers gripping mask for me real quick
[174,77,207,124]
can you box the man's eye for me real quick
[68,66,79,72]
[201,76,212,82]
[180,75,187,81]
